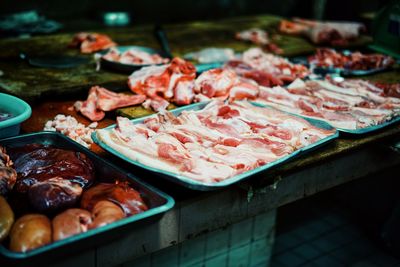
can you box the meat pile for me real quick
[44,115,98,148]
[308,48,395,70]
[69,32,117,53]
[0,147,17,196]
[10,144,95,212]
[128,57,197,111]
[101,48,170,65]
[0,144,148,252]
[279,18,365,46]
[193,68,260,102]
[96,101,335,183]
[256,78,400,129]
[235,28,283,54]
[76,52,310,122]
[74,86,146,121]
[224,48,309,87]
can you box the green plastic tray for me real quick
[0,93,32,139]
[0,132,174,266]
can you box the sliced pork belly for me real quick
[255,78,400,129]
[96,100,334,183]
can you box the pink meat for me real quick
[75,86,146,121]
[75,87,105,121]
[127,57,196,110]
[103,100,334,183]
[96,87,146,111]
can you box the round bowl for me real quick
[0,93,32,139]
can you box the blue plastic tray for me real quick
[0,132,174,265]
[93,102,339,191]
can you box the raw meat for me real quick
[81,181,148,216]
[128,57,196,110]
[96,101,335,183]
[256,78,400,129]
[0,146,17,196]
[101,48,169,65]
[308,48,395,70]
[44,114,98,148]
[224,48,309,86]
[279,18,365,46]
[194,68,259,102]
[69,32,117,53]
[10,144,95,212]
[74,86,146,121]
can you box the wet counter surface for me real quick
[0,14,400,267]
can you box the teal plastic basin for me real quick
[0,93,32,138]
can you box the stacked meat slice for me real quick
[69,32,117,53]
[194,68,259,102]
[279,18,365,46]
[96,101,335,183]
[256,78,400,129]
[128,57,197,111]
[102,48,170,65]
[225,48,309,86]
[75,86,146,121]
[308,48,395,70]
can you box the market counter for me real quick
[1,14,400,267]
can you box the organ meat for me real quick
[10,145,95,212]
[74,86,146,121]
[0,146,17,196]
[9,214,52,252]
[69,32,116,53]
[96,100,335,183]
[128,57,196,110]
[89,200,125,229]
[52,208,92,241]
[81,181,148,216]
[28,177,83,212]
[279,18,365,46]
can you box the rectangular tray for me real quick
[92,102,339,191]
[0,132,174,265]
[252,101,400,135]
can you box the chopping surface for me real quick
[0,14,375,101]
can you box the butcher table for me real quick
[0,14,400,267]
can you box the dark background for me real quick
[0,0,392,31]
